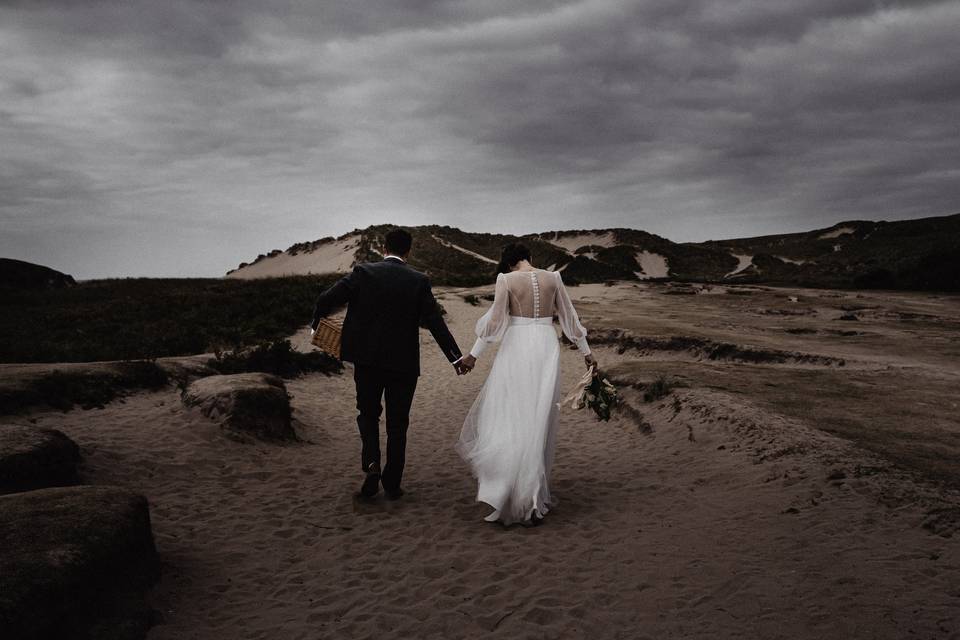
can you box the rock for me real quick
[0,424,81,495]
[182,373,295,441]
[0,485,161,640]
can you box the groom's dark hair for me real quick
[384,228,413,256]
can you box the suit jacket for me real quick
[310,258,462,376]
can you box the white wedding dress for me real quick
[455,268,591,525]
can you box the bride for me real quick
[456,243,596,525]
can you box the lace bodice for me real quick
[502,270,550,318]
[469,269,591,358]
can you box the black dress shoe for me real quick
[384,487,404,501]
[360,462,381,498]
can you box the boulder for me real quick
[181,372,295,441]
[0,485,161,640]
[0,424,81,495]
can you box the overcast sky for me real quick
[2,0,958,278]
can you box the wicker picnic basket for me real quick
[310,317,343,359]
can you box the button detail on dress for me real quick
[530,271,541,319]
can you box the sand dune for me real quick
[818,225,857,240]
[635,250,669,279]
[14,283,960,639]
[543,231,617,254]
[724,254,753,278]
[227,234,361,279]
[775,255,808,265]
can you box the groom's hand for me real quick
[454,355,475,375]
[458,354,477,375]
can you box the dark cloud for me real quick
[1,0,958,277]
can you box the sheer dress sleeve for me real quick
[469,273,510,358]
[554,271,591,355]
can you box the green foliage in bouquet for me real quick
[582,370,619,421]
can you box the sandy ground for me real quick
[573,281,960,485]
[19,283,960,639]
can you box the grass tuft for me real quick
[643,375,678,403]
[17,361,170,412]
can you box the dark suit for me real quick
[310,257,462,491]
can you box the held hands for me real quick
[455,354,477,376]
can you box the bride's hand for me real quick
[457,354,477,375]
[584,353,597,370]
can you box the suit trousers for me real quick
[353,363,419,492]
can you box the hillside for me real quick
[702,213,960,290]
[226,225,737,287]
[0,258,76,290]
[226,213,960,291]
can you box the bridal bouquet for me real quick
[561,367,619,421]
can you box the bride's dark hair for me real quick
[495,243,531,276]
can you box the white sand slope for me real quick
[541,234,668,279]
[775,255,808,265]
[431,235,497,264]
[227,234,361,279]
[724,253,754,278]
[819,225,856,239]
[544,231,617,254]
[634,250,669,279]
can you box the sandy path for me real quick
[24,292,960,639]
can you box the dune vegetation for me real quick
[0,275,339,363]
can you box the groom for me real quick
[310,228,471,500]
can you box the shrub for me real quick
[115,360,171,389]
[643,375,677,402]
[7,360,171,413]
[561,255,637,283]
[0,275,339,363]
[208,340,341,379]
[853,268,896,289]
